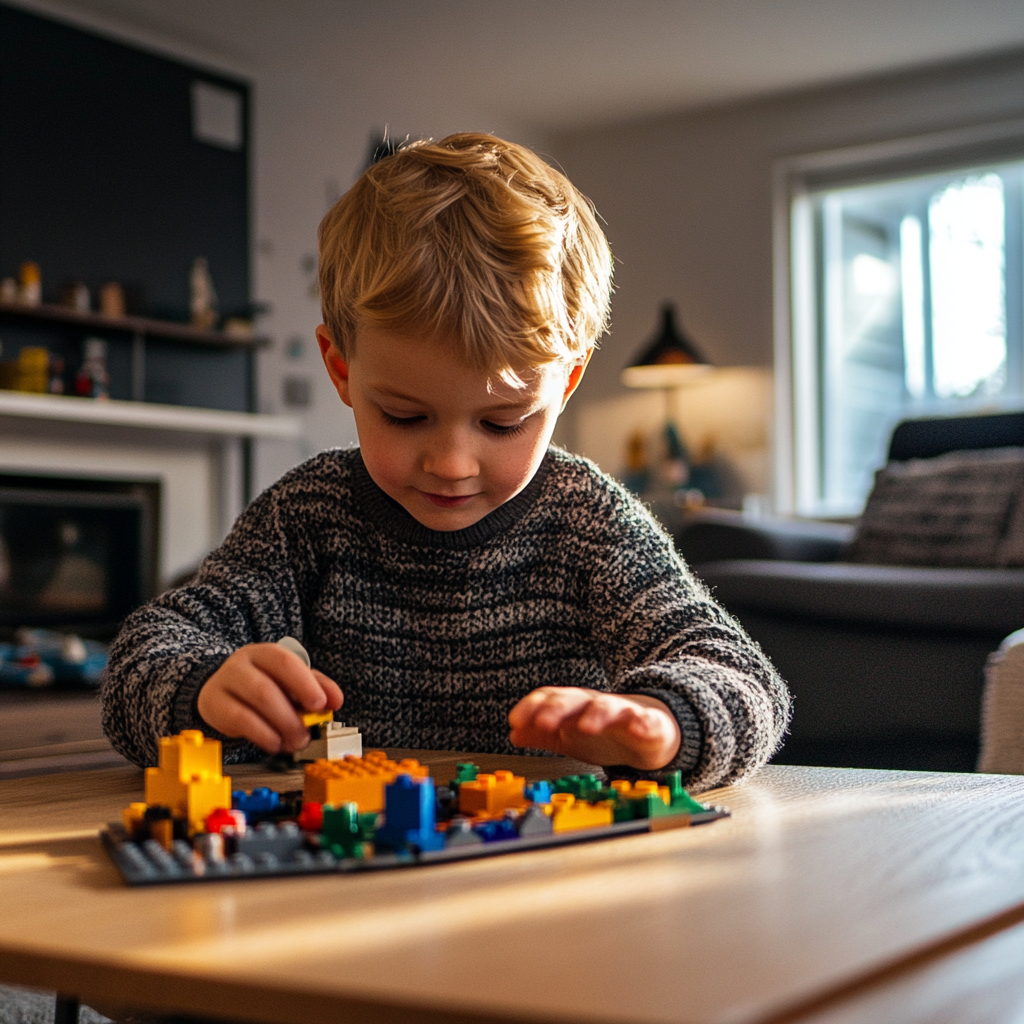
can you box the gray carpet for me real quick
[0,987,111,1024]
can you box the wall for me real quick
[546,48,1024,502]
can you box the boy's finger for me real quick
[213,698,286,754]
[250,644,330,712]
[311,669,344,710]
[226,667,311,751]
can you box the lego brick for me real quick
[444,818,483,847]
[301,723,363,762]
[235,821,305,861]
[374,774,445,852]
[458,770,528,816]
[144,730,232,833]
[517,804,554,837]
[320,802,370,859]
[232,787,281,815]
[303,752,427,811]
[549,793,614,833]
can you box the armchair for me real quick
[677,411,1024,772]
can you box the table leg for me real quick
[54,994,80,1024]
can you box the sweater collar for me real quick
[351,450,553,550]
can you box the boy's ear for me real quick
[316,325,352,407]
[560,348,593,411]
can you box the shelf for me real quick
[0,390,301,439]
[0,300,269,349]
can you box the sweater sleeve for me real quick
[584,484,791,792]
[101,479,315,768]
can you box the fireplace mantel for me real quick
[0,391,300,439]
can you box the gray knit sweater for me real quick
[102,447,790,790]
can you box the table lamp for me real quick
[620,304,716,506]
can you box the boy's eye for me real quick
[482,420,525,437]
[381,411,425,427]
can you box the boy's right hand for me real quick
[196,643,344,754]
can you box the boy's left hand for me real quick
[508,687,681,771]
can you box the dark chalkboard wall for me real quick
[0,3,250,321]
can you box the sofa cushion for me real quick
[848,447,1024,567]
[697,559,1024,634]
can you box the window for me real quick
[776,125,1024,517]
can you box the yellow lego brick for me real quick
[620,780,671,806]
[458,770,528,816]
[156,729,223,782]
[549,792,614,833]
[301,710,334,729]
[303,753,428,812]
[145,730,232,833]
[122,801,148,833]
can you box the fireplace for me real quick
[0,473,158,639]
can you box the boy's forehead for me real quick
[354,324,558,395]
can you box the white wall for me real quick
[546,49,1024,501]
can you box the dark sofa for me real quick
[677,412,1024,772]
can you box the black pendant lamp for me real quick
[621,303,712,389]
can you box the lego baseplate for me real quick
[101,732,730,886]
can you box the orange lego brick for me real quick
[303,753,428,812]
[458,770,528,816]
[549,792,614,833]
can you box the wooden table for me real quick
[2,754,1024,1024]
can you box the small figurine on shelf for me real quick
[61,280,91,313]
[99,281,126,318]
[190,257,218,330]
[74,338,110,399]
[0,277,17,303]
[48,353,66,394]
[19,262,42,306]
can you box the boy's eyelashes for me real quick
[482,420,525,437]
[378,409,527,436]
[380,411,425,427]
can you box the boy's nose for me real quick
[423,435,479,480]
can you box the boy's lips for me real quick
[423,492,476,508]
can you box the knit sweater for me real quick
[102,447,790,790]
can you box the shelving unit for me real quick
[0,300,269,412]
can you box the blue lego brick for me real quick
[232,787,281,816]
[374,774,445,852]
[475,815,519,843]
[524,780,553,804]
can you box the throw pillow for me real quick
[848,447,1024,567]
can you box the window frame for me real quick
[772,117,1024,517]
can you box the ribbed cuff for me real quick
[602,688,703,784]
[170,653,233,735]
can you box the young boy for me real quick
[102,133,789,790]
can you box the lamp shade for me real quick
[621,303,712,389]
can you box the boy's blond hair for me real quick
[318,132,612,376]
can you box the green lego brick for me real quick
[665,771,707,814]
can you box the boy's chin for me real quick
[392,489,500,532]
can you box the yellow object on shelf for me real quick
[12,346,49,393]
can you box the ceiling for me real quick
[15,0,1024,134]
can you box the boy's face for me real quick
[317,324,588,531]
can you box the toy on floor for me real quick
[0,628,107,688]
[101,729,730,886]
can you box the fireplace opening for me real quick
[0,474,158,639]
